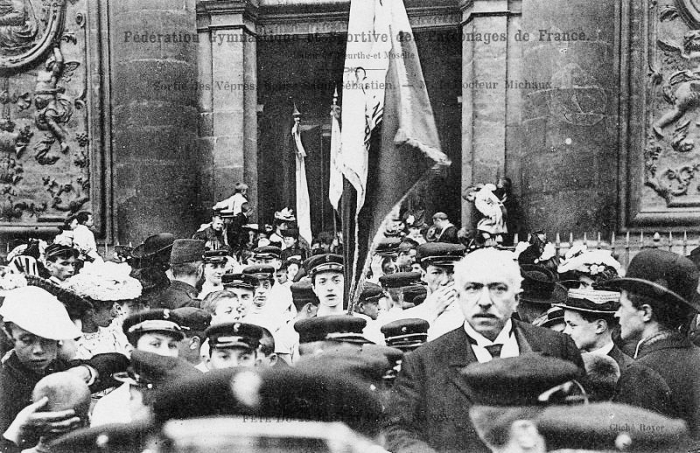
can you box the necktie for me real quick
[484,344,503,358]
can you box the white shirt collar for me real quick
[464,318,514,347]
[587,341,615,356]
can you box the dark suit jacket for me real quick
[436,225,459,244]
[382,321,584,453]
[615,334,700,439]
[153,280,200,310]
[608,344,633,371]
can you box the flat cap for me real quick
[519,264,567,306]
[375,237,401,257]
[206,322,264,350]
[253,246,281,260]
[602,249,700,313]
[306,253,343,276]
[416,242,465,267]
[358,282,384,303]
[402,285,428,305]
[461,353,584,406]
[556,288,620,314]
[290,279,319,306]
[122,309,184,343]
[294,315,370,344]
[44,243,79,261]
[242,264,275,281]
[379,271,422,289]
[169,239,205,265]
[380,318,429,351]
[203,249,230,264]
[171,307,212,334]
[0,286,82,340]
[221,273,257,290]
[113,349,202,389]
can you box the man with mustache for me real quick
[383,247,584,453]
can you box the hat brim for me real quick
[601,277,700,313]
[520,283,568,306]
[131,243,173,260]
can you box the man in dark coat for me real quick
[383,248,584,453]
[153,239,205,310]
[605,249,700,439]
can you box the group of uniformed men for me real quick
[1,218,700,453]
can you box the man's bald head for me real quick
[32,372,91,423]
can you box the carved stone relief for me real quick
[0,0,90,223]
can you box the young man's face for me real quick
[359,301,379,320]
[211,296,240,324]
[563,310,600,352]
[313,271,344,308]
[204,262,226,285]
[230,288,254,317]
[253,280,272,308]
[275,269,288,285]
[135,332,180,358]
[283,236,296,248]
[7,324,58,372]
[47,256,77,281]
[615,291,646,341]
[423,264,453,293]
[209,346,258,369]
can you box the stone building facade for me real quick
[0,0,695,247]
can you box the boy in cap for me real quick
[199,249,230,299]
[295,315,373,357]
[392,243,465,340]
[153,239,206,310]
[43,244,79,284]
[0,287,128,452]
[205,322,265,370]
[603,249,700,438]
[557,288,633,371]
[275,279,319,364]
[171,307,211,372]
[91,309,186,426]
[240,265,287,332]
[307,254,344,316]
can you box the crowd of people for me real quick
[0,186,699,452]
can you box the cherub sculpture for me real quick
[653,30,700,137]
[34,46,75,153]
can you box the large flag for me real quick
[291,108,313,246]
[328,89,343,212]
[340,0,451,307]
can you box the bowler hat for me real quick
[602,249,700,313]
[519,265,567,306]
[131,233,175,259]
[169,239,205,265]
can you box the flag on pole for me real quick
[340,0,451,308]
[328,88,343,212]
[291,106,313,246]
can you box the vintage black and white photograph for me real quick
[0,0,698,452]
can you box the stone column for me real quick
[460,0,522,229]
[197,1,258,222]
[110,0,199,244]
[520,0,616,235]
